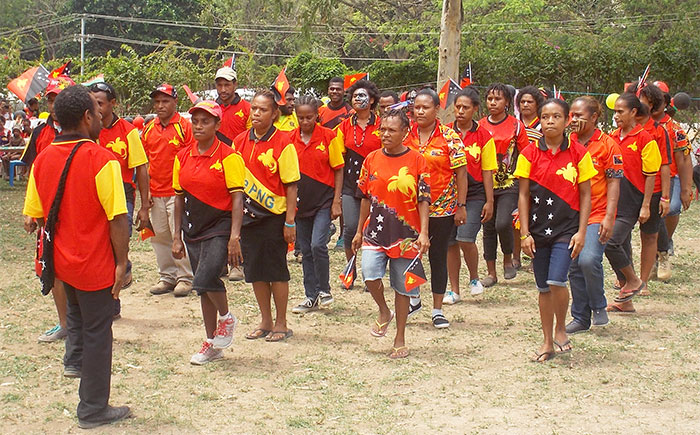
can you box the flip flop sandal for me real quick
[370,311,395,337]
[531,350,556,362]
[553,339,572,354]
[389,346,410,359]
[245,328,271,340]
[614,282,646,303]
[607,303,636,313]
[266,329,293,342]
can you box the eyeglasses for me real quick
[90,82,116,100]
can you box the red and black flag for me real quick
[49,61,72,79]
[339,255,357,290]
[7,65,50,102]
[271,68,290,105]
[438,78,461,109]
[403,253,427,292]
[182,85,202,105]
[223,54,236,70]
[460,62,473,88]
[344,72,368,89]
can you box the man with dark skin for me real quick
[23,85,131,428]
[275,88,298,131]
[377,91,399,116]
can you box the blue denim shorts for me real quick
[532,241,573,292]
[361,247,420,297]
[668,175,682,217]
[454,199,486,243]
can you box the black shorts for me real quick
[640,192,662,234]
[241,214,290,283]
[186,236,228,295]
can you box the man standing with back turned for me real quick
[22,85,131,428]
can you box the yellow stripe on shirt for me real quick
[641,139,661,176]
[278,143,301,184]
[172,155,182,193]
[481,137,498,171]
[577,151,597,184]
[328,133,345,169]
[95,160,128,220]
[22,166,44,218]
[513,153,532,179]
[222,152,246,192]
[126,128,148,169]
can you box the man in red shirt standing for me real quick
[23,85,131,428]
[214,66,250,281]
[141,84,195,296]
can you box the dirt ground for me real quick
[1,183,699,434]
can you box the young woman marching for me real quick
[290,96,344,314]
[172,101,245,365]
[352,109,431,359]
[515,99,595,362]
[233,90,300,342]
[403,88,467,328]
[445,87,497,302]
[479,84,531,287]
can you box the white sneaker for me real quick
[190,341,223,365]
[443,291,461,305]
[212,314,238,349]
[469,279,484,296]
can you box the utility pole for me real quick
[437,0,462,119]
[80,16,85,76]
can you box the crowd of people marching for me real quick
[11,63,696,427]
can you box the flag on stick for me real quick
[344,72,368,89]
[636,64,651,97]
[460,62,473,88]
[339,255,357,290]
[438,78,462,109]
[271,68,290,105]
[49,61,71,79]
[403,252,427,292]
[7,65,50,102]
[182,85,202,105]
[223,54,236,70]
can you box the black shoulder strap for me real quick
[40,140,90,295]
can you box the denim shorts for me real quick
[668,176,681,217]
[532,241,573,292]
[342,195,362,246]
[361,247,420,297]
[454,199,485,243]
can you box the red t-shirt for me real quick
[23,135,127,291]
[319,102,353,130]
[336,112,382,198]
[98,116,148,188]
[217,95,251,143]
[141,113,196,197]
[448,121,498,201]
[20,118,60,166]
[478,114,531,190]
[641,117,671,193]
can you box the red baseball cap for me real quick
[188,100,223,119]
[150,83,177,99]
[653,80,670,94]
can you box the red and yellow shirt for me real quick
[142,113,196,197]
[291,125,344,218]
[571,129,623,224]
[23,135,127,291]
[357,148,431,258]
[404,121,466,216]
[336,112,382,198]
[641,117,671,193]
[514,136,596,245]
[217,94,252,143]
[233,127,300,224]
[20,117,60,166]
[449,121,498,201]
[478,115,531,190]
[98,116,148,189]
[658,114,689,177]
[610,124,661,217]
[275,112,299,132]
[319,102,353,129]
[522,116,543,143]
[173,138,245,242]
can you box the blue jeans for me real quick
[532,241,572,292]
[297,207,332,300]
[568,224,608,327]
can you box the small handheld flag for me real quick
[223,54,236,70]
[387,100,410,111]
[271,68,290,106]
[460,62,473,88]
[7,65,50,102]
[438,78,462,109]
[339,255,357,290]
[49,61,72,79]
[636,64,651,97]
[344,72,368,90]
[182,85,202,105]
[403,253,427,292]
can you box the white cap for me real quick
[215,67,237,82]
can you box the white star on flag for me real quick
[548,213,553,220]
[545,227,552,235]
[243,207,248,214]
[532,214,537,222]
[534,196,540,204]
[370,231,377,238]
[377,224,383,231]
[245,197,251,204]
[546,197,554,206]
[376,215,384,222]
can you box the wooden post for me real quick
[437,0,462,121]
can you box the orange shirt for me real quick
[658,114,689,177]
[571,129,623,224]
[217,95,251,143]
[641,117,671,193]
[404,121,466,217]
[478,115,531,190]
[357,148,431,258]
[98,116,148,189]
[23,135,127,291]
[141,113,196,197]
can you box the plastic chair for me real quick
[9,160,26,187]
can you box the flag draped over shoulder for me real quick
[7,66,50,102]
